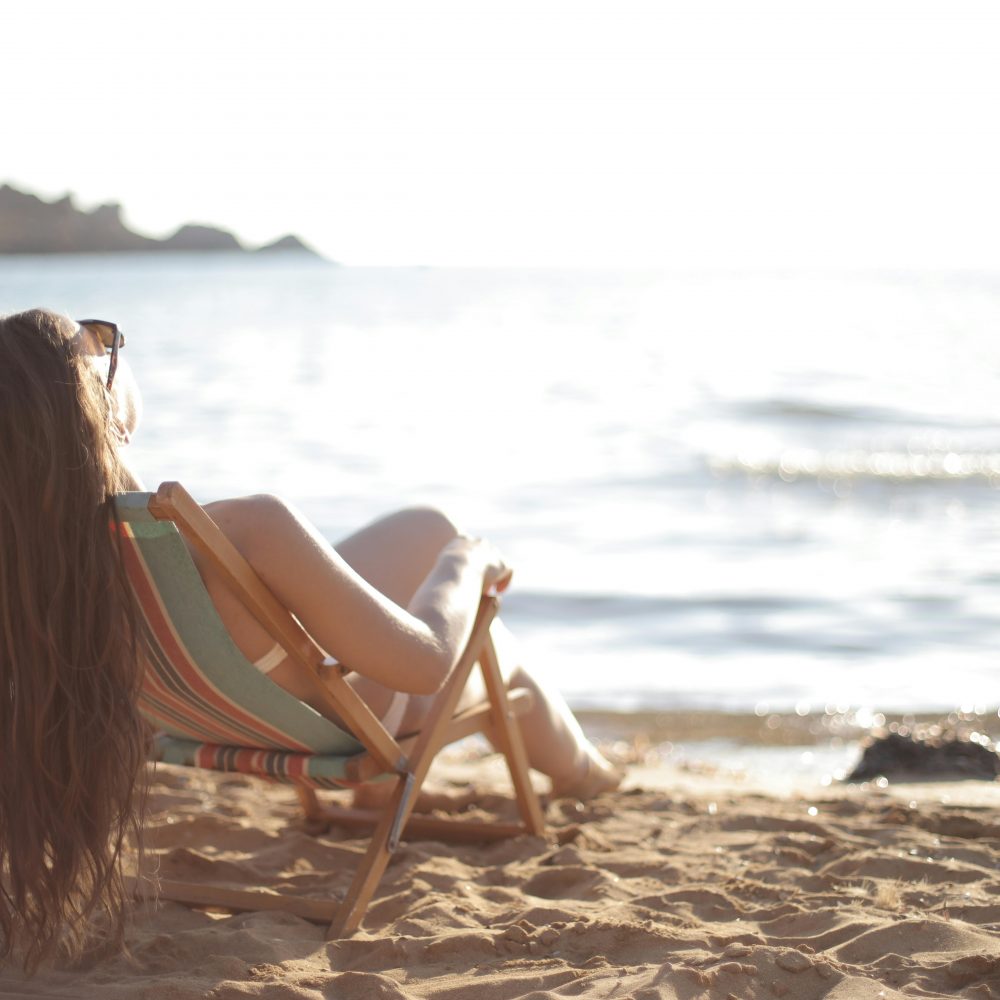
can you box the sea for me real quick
[3,255,1000,777]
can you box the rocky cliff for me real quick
[0,184,317,256]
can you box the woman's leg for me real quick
[400,614,621,798]
[458,620,622,798]
[334,506,462,607]
[332,506,461,721]
[336,508,620,798]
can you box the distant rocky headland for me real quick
[0,184,319,257]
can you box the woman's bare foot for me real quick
[549,747,624,801]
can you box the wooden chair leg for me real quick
[327,772,411,937]
[479,632,546,835]
[327,596,500,938]
[296,786,331,835]
[297,786,322,820]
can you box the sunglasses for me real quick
[77,319,125,391]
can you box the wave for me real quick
[708,449,1000,484]
[501,590,821,621]
[733,398,908,424]
[730,397,994,431]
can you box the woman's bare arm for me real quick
[204,494,508,696]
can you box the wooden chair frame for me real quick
[129,482,546,938]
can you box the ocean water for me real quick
[3,255,1000,716]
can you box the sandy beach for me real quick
[3,740,1000,1000]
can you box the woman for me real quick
[0,308,620,968]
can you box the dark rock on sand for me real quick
[847,730,1000,782]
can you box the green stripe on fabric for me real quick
[115,492,158,523]
[114,493,363,757]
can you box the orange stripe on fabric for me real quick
[135,615,257,744]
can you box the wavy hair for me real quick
[0,309,147,970]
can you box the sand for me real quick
[3,753,1000,1000]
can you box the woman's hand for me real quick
[445,536,513,594]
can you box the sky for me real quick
[4,0,1000,267]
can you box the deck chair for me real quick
[114,482,545,938]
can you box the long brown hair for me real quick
[0,309,146,970]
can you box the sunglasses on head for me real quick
[77,319,125,391]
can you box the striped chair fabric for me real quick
[115,493,365,789]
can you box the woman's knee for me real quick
[390,505,461,552]
[335,505,464,605]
